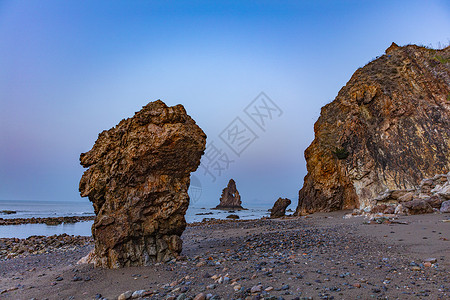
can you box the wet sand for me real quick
[0,211,449,299]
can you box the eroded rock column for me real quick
[79,100,206,268]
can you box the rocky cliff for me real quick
[79,100,206,268]
[296,43,450,215]
[215,179,244,210]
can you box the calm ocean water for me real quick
[0,200,270,238]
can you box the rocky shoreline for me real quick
[0,234,92,260]
[0,212,448,299]
[0,216,95,226]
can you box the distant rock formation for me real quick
[296,44,450,215]
[79,100,206,268]
[215,179,244,210]
[270,198,291,218]
[367,172,450,215]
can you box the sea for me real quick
[0,200,270,238]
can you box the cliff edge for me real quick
[296,44,450,215]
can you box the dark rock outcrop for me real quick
[270,198,291,218]
[296,44,450,215]
[79,100,206,268]
[215,179,244,210]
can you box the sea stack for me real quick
[270,198,291,218]
[215,179,244,210]
[296,44,450,215]
[79,100,206,268]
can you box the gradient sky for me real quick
[1,0,449,208]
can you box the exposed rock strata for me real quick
[296,44,450,215]
[215,179,244,210]
[79,100,206,268]
[270,198,291,218]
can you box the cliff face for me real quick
[79,100,206,268]
[296,44,450,215]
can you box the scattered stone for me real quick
[251,284,263,293]
[118,291,132,300]
[131,290,146,298]
[193,293,206,300]
[423,258,437,264]
[440,200,450,213]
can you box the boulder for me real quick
[440,200,450,213]
[394,204,408,215]
[296,44,450,215]
[215,179,244,210]
[270,198,292,218]
[383,205,395,215]
[436,184,450,200]
[398,192,414,203]
[423,195,445,209]
[370,204,387,214]
[79,100,206,268]
[402,199,433,215]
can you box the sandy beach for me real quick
[0,211,449,300]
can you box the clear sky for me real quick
[0,0,449,208]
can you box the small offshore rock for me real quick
[226,214,239,220]
[270,198,291,218]
[215,179,244,210]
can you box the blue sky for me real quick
[0,0,449,208]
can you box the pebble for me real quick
[196,261,207,267]
[131,290,146,298]
[193,293,206,300]
[251,284,263,293]
[176,293,186,300]
[118,291,132,300]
